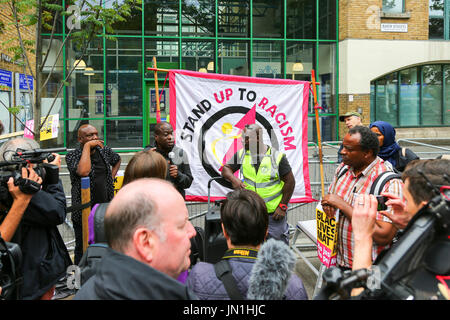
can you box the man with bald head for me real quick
[74,178,198,300]
[66,124,121,264]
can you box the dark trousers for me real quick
[73,220,83,265]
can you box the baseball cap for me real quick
[339,111,362,122]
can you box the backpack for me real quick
[78,243,109,286]
[78,203,110,286]
[189,226,205,266]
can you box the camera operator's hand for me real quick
[43,152,61,169]
[379,192,409,230]
[0,165,42,242]
[9,166,42,200]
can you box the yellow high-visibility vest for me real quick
[239,147,284,213]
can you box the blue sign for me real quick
[19,73,34,91]
[0,69,13,88]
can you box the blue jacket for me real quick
[186,257,308,300]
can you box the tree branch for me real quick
[0,98,35,136]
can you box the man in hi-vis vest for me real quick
[221,124,295,245]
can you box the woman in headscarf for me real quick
[369,121,419,172]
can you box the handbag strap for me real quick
[214,260,244,300]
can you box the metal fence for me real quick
[58,139,450,254]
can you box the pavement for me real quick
[291,238,322,300]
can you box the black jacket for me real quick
[11,180,72,300]
[146,145,193,199]
[393,147,419,172]
[74,247,198,300]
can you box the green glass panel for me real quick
[252,0,283,38]
[218,0,249,37]
[445,65,450,124]
[375,73,398,126]
[181,0,215,36]
[106,38,143,117]
[66,37,104,119]
[252,41,283,78]
[181,40,214,72]
[286,0,316,39]
[422,65,443,125]
[106,119,143,148]
[218,40,249,75]
[319,0,336,40]
[318,43,336,114]
[399,67,420,126]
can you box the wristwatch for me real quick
[278,203,288,211]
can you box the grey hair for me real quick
[0,137,39,162]
[104,188,166,252]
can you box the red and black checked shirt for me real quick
[328,157,403,269]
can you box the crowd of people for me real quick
[0,116,448,301]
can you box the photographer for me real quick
[351,159,450,297]
[0,138,72,300]
[0,165,42,241]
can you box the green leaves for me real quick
[8,105,24,116]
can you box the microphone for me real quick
[168,150,183,166]
[247,238,296,300]
[168,151,175,165]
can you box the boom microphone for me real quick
[247,238,296,300]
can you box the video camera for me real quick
[315,186,450,300]
[0,147,66,208]
[0,234,22,300]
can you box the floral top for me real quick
[65,145,120,223]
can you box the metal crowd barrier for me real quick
[58,138,450,254]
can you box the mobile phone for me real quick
[376,195,388,211]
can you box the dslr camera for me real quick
[0,147,66,208]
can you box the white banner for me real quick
[169,70,313,203]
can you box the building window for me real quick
[429,0,450,39]
[41,0,338,149]
[371,64,450,127]
[382,0,404,13]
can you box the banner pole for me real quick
[152,57,161,123]
[81,177,91,253]
[311,69,325,198]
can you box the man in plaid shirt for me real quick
[321,126,403,270]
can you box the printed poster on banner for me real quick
[316,202,339,268]
[23,114,59,141]
[113,170,124,195]
[40,114,59,141]
[169,70,313,203]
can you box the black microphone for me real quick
[247,238,296,300]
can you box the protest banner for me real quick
[168,70,313,202]
[316,202,339,267]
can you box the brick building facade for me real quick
[0,2,36,134]
[338,0,450,139]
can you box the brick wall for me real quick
[0,3,36,74]
[338,93,371,139]
[339,0,429,41]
